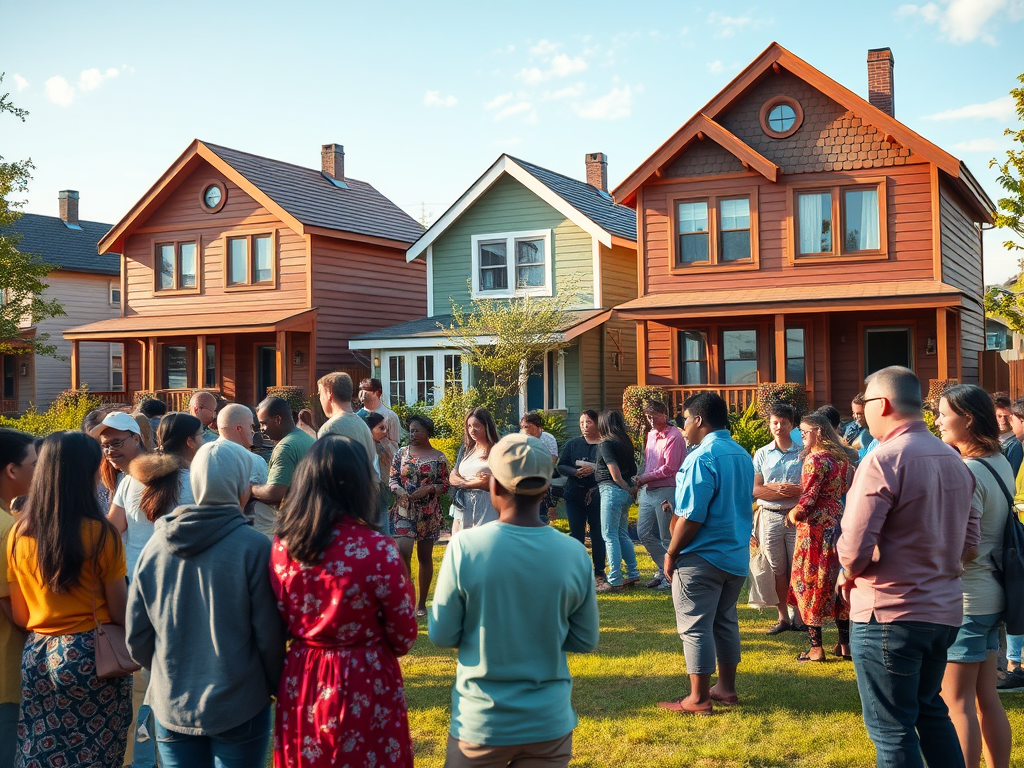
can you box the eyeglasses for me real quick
[862,397,887,407]
[101,437,135,452]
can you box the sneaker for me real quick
[646,575,665,588]
[997,668,1024,692]
[656,578,672,591]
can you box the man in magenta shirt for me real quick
[635,399,686,590]
[838,366,979,768]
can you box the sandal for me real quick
[766,620,792,635]
[796,650,826,663]
[709,689,738,706]
[415,607,427,618]
[657,697,714,715]
[831,644,852,661]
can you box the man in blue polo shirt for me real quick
[659,392,755,715]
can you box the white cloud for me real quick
[517,67,546,85]
[543,83,586,101]
[485,92,514,110]
[12,74,28,92]
[44,76,75,107]
[923,95,1015,120]
[707,60,725,74]
[952,138,1003,152]
[550,54,587,77]
[494,101,534,121]
[78,67,119,92]
[423,90,457,108]
[707,11,764,38]
[896,0,1024,44]
[574,85,633,121]
[493,137,523,147]
[529,39,560,57]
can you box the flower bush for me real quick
[0,387,102,436]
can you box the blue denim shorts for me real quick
[947,613,1002,663]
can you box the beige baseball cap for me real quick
[487,433,553,496]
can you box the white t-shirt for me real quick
[113,469,194,578]
[539,431,558,457]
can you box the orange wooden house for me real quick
[612,43,995,413]
[65,141,425,407]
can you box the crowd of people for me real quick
[0,365,1018,767]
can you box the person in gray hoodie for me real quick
[126,439,284,768]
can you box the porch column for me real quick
[196,334,207,389]
[637,321,648,386]
[147,338,157,392]
[276,330,287,388]
[70,340,81,390]
[936,307,949,380]
[137,339,148,393]
[774,313,786,383]
[308,327,317,395]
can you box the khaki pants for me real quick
[444,732,572,768]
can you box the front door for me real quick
[256,346,277,401]
[163,345,189,389]
[864,326,913,376]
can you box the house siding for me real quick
[939,179,985,385]
[431,174,595,312]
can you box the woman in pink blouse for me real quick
[270,436,417,768]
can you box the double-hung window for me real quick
[672,190,757,270]
[155,239,199,292]
[225,232,276,288]
[471,230,552,298]
[792,178,887,262]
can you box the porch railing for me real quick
[660,386,759,415]
[0,398,16,415]
[86,391,133,406]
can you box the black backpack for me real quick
[975,458,1024,635]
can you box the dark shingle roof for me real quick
[203,142,424,244]
[508,157,636,241]
[351,309,609,342]
[2,213,119,275]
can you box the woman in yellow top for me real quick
[7,431,131,768]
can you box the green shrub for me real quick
[923,407,941,438]
[536,410,568,448]
[392,401,435,433]
[622,385,667,449]
[0,387,102,437]
[134,390,157,406]
[266,386,310,412]
[755,383,810,421]
[430,436,462,467]
[729,401,771,456]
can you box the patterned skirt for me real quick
[17,630,132,768]
[789,522,849,627]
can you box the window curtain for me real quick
[851,189,879,250]
[798,193,825,254]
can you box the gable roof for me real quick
[3,213,119,275]
[406,154,636,262]
[99,140,423,254]
[612,42,994,223]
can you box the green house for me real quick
[349,153,638,431]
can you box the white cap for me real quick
[89,411,141,439]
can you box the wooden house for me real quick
[1,191,121,413]
[65,141,425,408]
[612,43,995,414]
[349,153,637,427]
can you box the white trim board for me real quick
[406,155,614,262]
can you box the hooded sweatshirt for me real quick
[126,440,284,735]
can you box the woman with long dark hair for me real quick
[787,411,851,662]
[557,410,606,584]
[8,431,132,767]
[595,410,640,593]
[449,407,500,531]
[108,413,203,579]
[271,436,417,768]
[936,384,1012,768]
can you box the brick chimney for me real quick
[585,152,608,192]
[58,190,80,227]
[867,48,895,117]
[321,144,344,182]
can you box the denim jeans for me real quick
[155,704,272,768]
[598,484,638,586]
[1008,633,1023,664]
[637,486,674,575]
[0,702,16,768]
[850,618,964,768]
[565,492,606,578]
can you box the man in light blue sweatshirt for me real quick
[429,433,600,767]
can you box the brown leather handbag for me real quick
[92,580,141,679]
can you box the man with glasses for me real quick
[217,403,268,523]
[189,391,219,443]
[838,366,978,768]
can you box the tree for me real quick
[0,73,65,357]
[438,280,583,421]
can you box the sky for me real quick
[3,0,1023,282]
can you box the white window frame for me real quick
[110,345,124,392]
[518,352,567,415]
[470,229,553,299]
[109,281,121,307]
[382,351,469,406]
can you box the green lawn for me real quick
[402,537,1024,768]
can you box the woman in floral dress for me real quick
[787,411,852,662]
[389,414,449,617]
[270,435,417,768]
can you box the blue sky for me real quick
[4,0,1023,280]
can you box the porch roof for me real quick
[614,280,965,320]
[65,308,317,340]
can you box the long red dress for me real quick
[270,521,418,768]
[788,451,850,627]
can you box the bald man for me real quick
[190,391,219,444]
[217,404,270,524]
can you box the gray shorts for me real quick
[671,552,744,675]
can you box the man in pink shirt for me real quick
[635,400,686,590]
[838,366,978,768]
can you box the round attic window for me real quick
[759,96,803,139]
[200,181,226,213]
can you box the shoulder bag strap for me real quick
[974,457,1015,514]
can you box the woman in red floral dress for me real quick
[270,435,418,768]
[787,411,852,662]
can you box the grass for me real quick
[401,533,1024,768]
